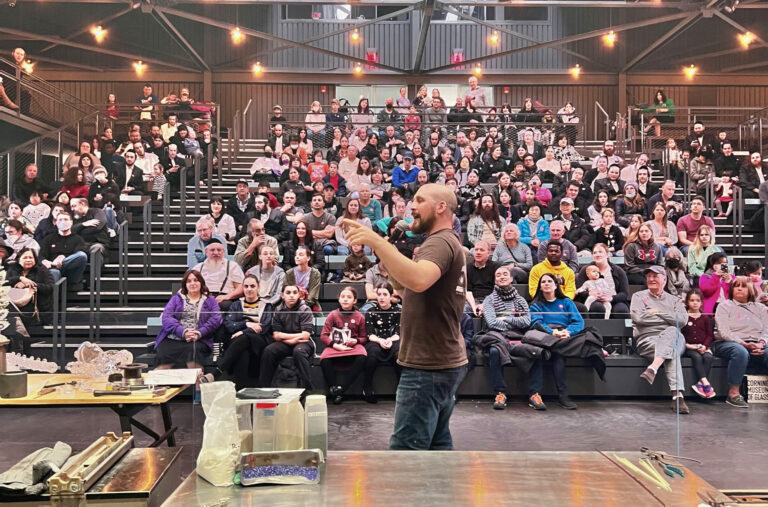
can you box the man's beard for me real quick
[480,206,498,223]
[411,211,435,234]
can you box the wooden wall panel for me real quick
[211,83,336,139]
[48,81,204,108]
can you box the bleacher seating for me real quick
[10,97,768,402]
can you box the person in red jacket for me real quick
[319,286,367,404]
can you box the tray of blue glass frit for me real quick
[239,450,322,486]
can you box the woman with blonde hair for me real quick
[687,225,721,277]
[305,100,326,144]
[492,223,532,283]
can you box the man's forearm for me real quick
[371,238,432,292]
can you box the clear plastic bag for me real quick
[197,382,240,486]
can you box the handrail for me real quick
[179,166,187,232]
[88,248,103,342]
[117,219,128,307]
[193,157,201,214]
[734,186,744,256]
[162,181,171,253]
[243,98,253,140]
[0,56,96,112]
[594,100,609,141]
[142,197,153,277]
[233,110,242,161]
[51,277,67,367]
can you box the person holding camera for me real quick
[699,252,732,315]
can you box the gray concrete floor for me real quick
[1,397,765,491]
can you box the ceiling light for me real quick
[570,64,581,78]
[231,26,245,45]
[602,30,616,47]
[473,63,482,76]
[21,59,33,73]
[91,25,106,43]
[353,62,363,75]
[684,64,697,78]
[351,29,360,43]
[133,60,146,75]
[489,31,499,46]
[252,62,262,75]
[739,31,754,48]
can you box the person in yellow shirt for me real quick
[528,240,576,300]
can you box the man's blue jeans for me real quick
[389,366,465,450]
[713,341,768,386]
[49,251,88,287]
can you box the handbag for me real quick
[522,329,560,349]
[8,287,34,308]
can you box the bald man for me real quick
[345,184,467,450]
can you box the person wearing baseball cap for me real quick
[630,263,690,414]
[269,105,284,129]
[393,151,417,190]
[226,180,256,237]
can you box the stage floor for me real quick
[162,451,729,506]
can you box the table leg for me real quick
[111,404,178,447]
[160,402,177,448]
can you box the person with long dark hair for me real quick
[201,274,273,389]
[154,269,222,369]
[362,282,402,404]
[319,286,367,404]
[466,194,502,251]
[643,89,675,137]
[527,272,584,411]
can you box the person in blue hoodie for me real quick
[392,152,418,190]
[527,272,584,411]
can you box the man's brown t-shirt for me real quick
[398,228,468,370]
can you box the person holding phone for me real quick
[699,252,732,315]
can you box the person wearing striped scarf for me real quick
[481,266,531,410]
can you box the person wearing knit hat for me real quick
[88,165,120,211]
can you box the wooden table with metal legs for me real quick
[0,374,190,447]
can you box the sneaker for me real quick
[671,397,690,414]
[528,393,547,411]
[691,383,707,399]
[493,392,507,410]
[640,367,656,385]
[363,390,378,404]
[726,394,749,408]
[703,385,716,399]
[558,394,577,410]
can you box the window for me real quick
[504,7,549,21]
[434,6,496,21]
[282,4,410,20]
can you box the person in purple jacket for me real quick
[155,269,223,369]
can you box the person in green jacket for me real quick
[643,89,675,137]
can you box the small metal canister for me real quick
[0,370,28,398]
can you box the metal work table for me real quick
[0,447,183,506]
[163,450,731,506]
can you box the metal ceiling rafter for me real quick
[426,11,692,73]
[412,0,437,72]
[715,11,768,72]
[152,9,210,71]
[439,0,689,8]
[619,15,699,72]
[438,3,608,71]
[0,26,196,71]
[26,53,104,71]
[39,5,135,54]
[216,4,416,70]
[620,0,720,72]
[154,6,409,74]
